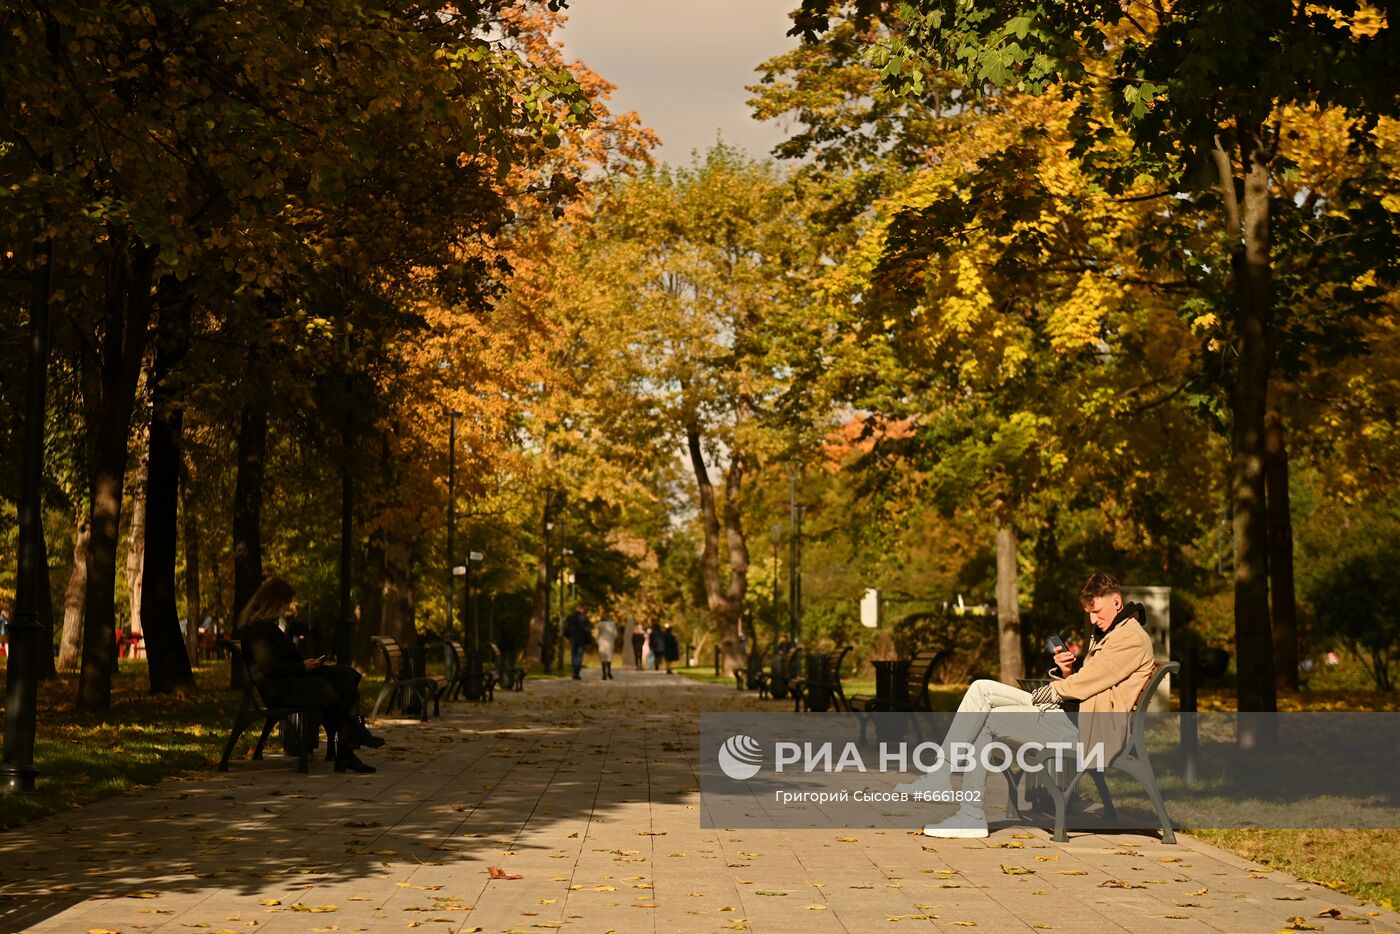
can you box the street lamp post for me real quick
[447,411,461,639]
[787,467,803,645]
[769,524,782,647]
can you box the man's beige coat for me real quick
[1049,618,1155,765]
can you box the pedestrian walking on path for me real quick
[662,624,680,674]
[595,610,617,680]
[563,604,592,680]
[647,623,665,671]
[631,620,646,670]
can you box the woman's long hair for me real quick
[237,576,296,631]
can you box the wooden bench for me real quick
[791,645,855,712]
[215,638,334,773]
[1001,661,1179,843]
[850,647,948,713]
[761,644,803,701]
[370,636,444,720]
[491,642,527,691]
[445,639,496,702]
[734,645,771,691]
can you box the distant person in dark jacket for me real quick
[647,624,666,672]
[631,624,646,670]
[563,604,592,680]
[238,576,382,773]
[662,625,680,674]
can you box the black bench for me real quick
[850,647,948,713]
[791,645,855,712]
[445,639,495,702]
[491,642,527,691]
[1001,661,1179,843]
[761,644,803,701]
[734,645,771,691]
[851,647,950,745]
[215,638,334,773]
[370,636,444,720]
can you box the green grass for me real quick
[0,660,249,829]
[675,665,734,686]
[1191,828,1399,911]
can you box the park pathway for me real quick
[0,668,1395,934]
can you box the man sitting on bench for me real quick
[238,576,384,773]
[899,572,1154,838]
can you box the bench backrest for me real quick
[905,647,949,711]
[372,636,414,681]
[445,639,467,675]
[829,645,853,682]
[220,637,272,709]
[1126,661,1179,756]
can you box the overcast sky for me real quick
[555,0,799,165]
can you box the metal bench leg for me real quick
[371,684,394,718]
[218,719,249,772]
[252,717,278,760]
[1089,771,1117,821]
[1117,757,1176,844]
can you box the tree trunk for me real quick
[1266,390,1299,692]
[685,422,745,676]
[231,401,267,624]
[529,491,553,671]
[36,515,56,680]
[124,452,146,639]
[381,534,415,647]
[718,447,750,675]
[995,523,1025,683]
[78,241,156,712]
[1227,126,1278,725]
[180,456,201,664]
[141,286,195,694]
[356,534,386,669]
[58,512,89,672]
[230,398,266,689]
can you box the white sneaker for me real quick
[895,770,952,796]
[922,807,989,839]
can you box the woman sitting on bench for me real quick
[238,576,383,773]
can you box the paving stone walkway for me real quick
[0,669,1395,934]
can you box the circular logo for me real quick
[717,734,763,780]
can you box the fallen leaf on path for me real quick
[1054,870,1088,876]
[488,867,523,880]
[1098,880,1144,889]
[1280,918,1320,931]
[1000,865,1033,875]
[804,904,826,910]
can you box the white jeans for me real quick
[943,679,1078,813]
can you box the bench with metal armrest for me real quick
[370,635,444,720]
[790,645,855,712]
[444,639,496,702]
[1001,661,1179,843]
[215,638,335,773]
[491,642,527,691]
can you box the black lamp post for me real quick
[2,229,52,794]
[447,411,461,638]
[787,466,803,645]
[769,523,782,646]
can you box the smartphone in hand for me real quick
[1045,634,1068,655]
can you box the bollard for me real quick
[714,645,720,677]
